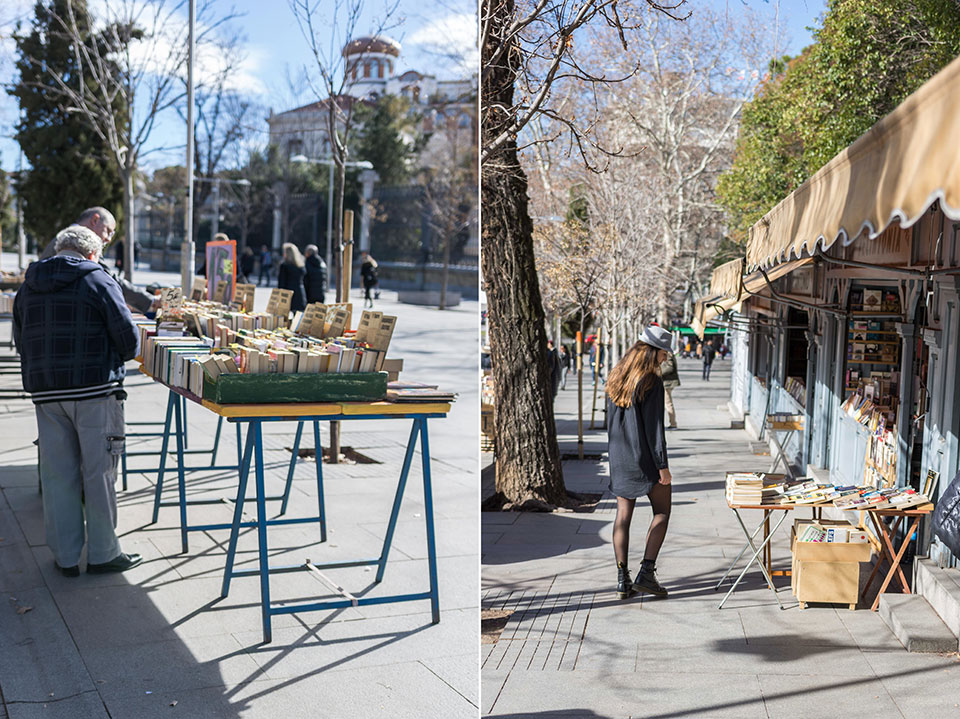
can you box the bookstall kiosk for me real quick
[127,293,455,642]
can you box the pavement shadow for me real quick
[483,514,609,565]
[0,475,249,718]
[488,712,613,718]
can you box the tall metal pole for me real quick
[326,161,334,285]
[211,178,220,238]
[180,0,196,294]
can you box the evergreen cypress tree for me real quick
[8,0,124,249]
[353,96,420,187]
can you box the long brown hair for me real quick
[606,341,662,408]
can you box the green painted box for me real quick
[202,372,388,404]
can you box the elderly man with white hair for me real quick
[14,224,142,576]
[39,206,156,313]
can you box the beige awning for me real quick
[746,53,960,271]
[693,256,814,337]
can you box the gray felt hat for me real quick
[638,325,673,352]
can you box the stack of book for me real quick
[0,292,16,314]
[386,382,458,403]
[725,473,766,505]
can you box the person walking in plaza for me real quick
[360,251,380,308]
[258,244,273,286]
[239,246,256,285]
[661,346,680,430]
[702,339,716,380]
[606,325,673,600]
[304,244,327,305]
[277,243,308,313]
[13,225,142,576]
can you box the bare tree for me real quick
[287,0,401,299]
[20,0,237,281]
[481,0,686,509]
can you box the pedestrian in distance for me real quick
[558,344,570,390]
[360,251,380,308]
[546,340,562,400]
[258,245,273,286]
[239,246,256,284]
[702,339,716,380]
[13,225,143,576]
[277,243,308,313]
[606,324,673,600]
[661,348,680,430]
[303,244,327,305]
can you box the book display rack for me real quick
[126,287,455,642]
[718,472,932,612]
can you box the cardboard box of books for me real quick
[790,520,871,606]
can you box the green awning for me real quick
[671,326,725,336]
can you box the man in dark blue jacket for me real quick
[14,225,142,577]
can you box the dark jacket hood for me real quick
[25,255,102,295]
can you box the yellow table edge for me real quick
[201,399,451,418]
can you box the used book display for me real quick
[0,291,15,314]
[841,383,899,487]
[724,472,930,510]
[137,289,424,404]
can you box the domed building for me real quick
[342,35,402,100]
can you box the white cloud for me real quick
[406,12,477,78]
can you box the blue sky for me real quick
[0,0,822,173]
[0,0,476,172]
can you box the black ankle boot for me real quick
[616,563,637,600]
[633,563,668,597]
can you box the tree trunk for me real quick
[439,233,450,310]
[482,0,566,508]
[123,168,135,282]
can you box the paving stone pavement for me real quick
[0,278,479,719]
[482,358,960,719]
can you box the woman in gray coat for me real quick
[606,325,673,600]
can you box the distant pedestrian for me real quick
[258,245,273,286]
[660,350,680,429]
[547,340,561,399]
[14,225,142,576]
[277,243,307,313]
[589,341,605,384]
[606,325,672,600]
[360,251,380,308]
[559,344,570,390]
[702,340,716,380]
[303,244,327,305]
[239,246,256,283]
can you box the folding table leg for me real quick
[173,394,189,554]
[715,511,769,589]
[279,421,304,516]
[252,420,273,643]
[861,513,900,601]
[419,418,441,624]
[150,392,176,524]
[732,509,781,595]
[312,420,326,542]
[719,510,787,610]
[221,422,255,599]
[375,420,420,583]
[870,516,920,611]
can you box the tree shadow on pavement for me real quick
[487,712,613,718]
[482,514,610,565]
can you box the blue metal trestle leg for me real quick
[150,392,176,524]
[312,420,326,542]
[376,419,420,583]
[419,418,440,624]
[252,420,273,643]
[279,421,304,516]
[173,392,189,553]
[221,421,255,599]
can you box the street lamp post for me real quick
[290,154,373,287]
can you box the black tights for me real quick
[613,482,671,568]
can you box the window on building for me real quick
[364,62,371,78]
[377,60,384,78]
[411,86,420,103]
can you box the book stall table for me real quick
[765,414,805,480]
[861,505,933,611]
[134,370,450,643]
